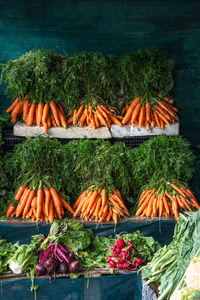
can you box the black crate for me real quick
[2,128,155,153]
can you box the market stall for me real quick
[0,1,199,300]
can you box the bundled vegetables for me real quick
[73,185,129,224]
[141,210,200,299]
[1,48,176,132]
[5,136,74,222]
[121,94,178,129]
[136,179,199,221]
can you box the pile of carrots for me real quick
[73,185,129,224]
[135,183,199,221]
[7,95,67,133]
[121,95,178,130]
[6,184,74,223]
[67,103,122,128]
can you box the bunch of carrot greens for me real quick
[5,136,74,222]
[127,135,198,220]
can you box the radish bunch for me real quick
[107,238,143,270]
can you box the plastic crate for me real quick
[2,128,155,153]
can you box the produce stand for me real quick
[0,219,175,300]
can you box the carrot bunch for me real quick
[135,182,199,221]
[73,185,129,224]
[6,184,74,223]
[121,95,178,130]
[7,95,67,133]
[68,103,123,128]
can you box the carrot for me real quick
[172,198,179,221]
[44,188,50,216]
[122,107,126,116]
[145,102,151,122]
[100,105,112,116]
[89,111,96,129]
[76,104,85,121]
[58,103,65,117]
[160,119,165,129]
[50,187,62,219]
[48,198,55,223]
[158,101,176,118]
[106,210,112,222]
[170,184,187,198]
[155,110,170,125]
[176,194,185,209]
[158,194,163,217]
[16,188,32,217]
[67,116,73,125]
[101,189,107,208]
[112,212,118,224]
[74,191,87,208]
[163,195,170,215]
[15,185,26,201]
[11,101,23,123]
[85,190,99,215]
[153,111,161,128]
[47,117,51,128]
[50,100,60,126]
[58,108,67,128]
[146,195,154,217]
[43,122,48,133]
[122,97,140,125]
[110,115,122,127]
[153,196,157,216]
[6,202,16,217]
[97,105,109,120]
[74,195,87,218]
[141,206,147,217]
[156,105,171,121]
[61,197,75,215]
[135,198,149,216]
[36,102,43,126]
[95,196,102,219]
[7,96,19,112]
[23,100,30,121]
[26,103,36,126]
[36,187,44,220]
[179,196,192,211]
[114,189,122,200]
[73,109,77,125]
[96,110,108,127]
[11,209,16,217]
[88,196,99,218]
[31,196,37,209]
[131,102,142,124]
[22,190,35,218]
[94,112,100,128]
[165,192,174,203]
[138,107,146,128]
[182,189,199,209]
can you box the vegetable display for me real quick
[73,185,129,223]
[141,210,200,299]
[1,48,177,132]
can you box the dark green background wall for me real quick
[0,0,199,146]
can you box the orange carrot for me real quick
[122,97,140,125]
[146,195,154,217]
[31,196,37,209]
[74,191,87,208]
[94,111,100,128]
[6,96,19,112]
[50,100,60,126]
[23,100,30,121]
[11,101,23,123]
[43,122,48,133]
[97,105,109,120]
[73,109,77,125]
[110,115,122,127]
[145,102,151,122]
[61,197,75,215]
[44,188,50,216]
[58,109,67,128]
[96,110,108,127]
[16,188,32,217]
[163,195,170,215]
[155,110,170,125]
[95,196,102,219]
[76,104,85,121]
[135,198,149,216]
[138,106,145,128]
[112,212,118,224]
[100,105,112,116]
[37,102,44,126]
[58,103,65,117]
[48,198,55,223]
[47,117,51,128]
[36,187,44,220]
[50,187,62,219]
[42,104,49,125]
[15,185,26,201]
[153,111,161,128]
[170,184,187,198]
[22,190,35,218]
[26,103,36,126]
[131,102,142,124]
[6,202,16,217]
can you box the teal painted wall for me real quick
[0,0,199,146]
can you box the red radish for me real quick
[107,256,112,261]
[117,257,124,264]
[127,247,134,253]
[118,264,123,269]
[136,258,143,265]
[111,245,116,251]
[120,250,127,258]
[131,261,137,268]
[116,239,126,248]
[127,241,132,246]
[123,262,129,269]
[109,259,116,268]
[111,253,117,257]
[115,246,121,254]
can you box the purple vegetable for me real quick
[35,263,46,276]
[58,262,69,274]
[44,257,58,273]
[58,244,69,254]
[39,246,53,264]
[69,261,82,273]
[56,247,71,264]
